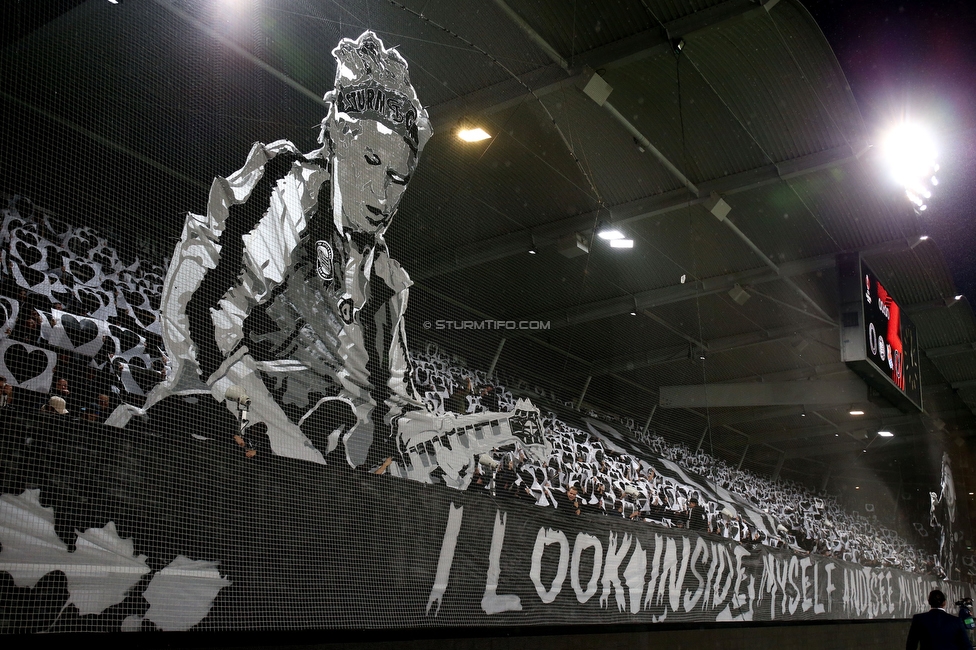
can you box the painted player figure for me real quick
[114,31,431,467]
[114,30,551,482]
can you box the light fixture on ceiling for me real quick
[877,430,894,438]
[850,408,865,416]
[528,233,537,255]
[910,234,930,249]
[609,238,634,248]
[596,221,624,240]
[457,126,491,142]
[630,297,638,316]
[801,407,807,417]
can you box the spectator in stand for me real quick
[41,395,69,417]
[49,377,78,416]
[494,458,521,499]
[564,484,584,517]
[686,497,709,533]
[445,377,472,414]
[479,384,499,412]
[83,394,111,423]
[0,377,12,409]
[10,311,41,344]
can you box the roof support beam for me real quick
[927,342,976,359]
[782,433,914,459]
[591,323,832,377]
[659,379,868,409]
[497,1,700,197]
[427,0,763,129]
[526,236,911,331]
[537,253,837,329]
[413,142,870,281]
[725,362,853,384]
[711,406,805,427]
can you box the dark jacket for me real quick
[906,608,973,650]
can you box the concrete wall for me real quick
[145,621,914,650]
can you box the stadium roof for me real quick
[1,0,974,492]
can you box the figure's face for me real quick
[331,117,415,234]
[567,487,578,500]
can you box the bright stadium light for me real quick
[881,122,939,212]
[597,221,625,240]
[457,127,491,142]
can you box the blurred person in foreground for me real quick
[906,589,972,650]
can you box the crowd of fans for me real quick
[0,193,948,578]
[0,195,168,419]
[409,346,945,577]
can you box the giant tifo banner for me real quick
[0,29,970,634]
[0,412,969,633]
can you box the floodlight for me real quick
[609,238,634,248]
[849,409,865,416]
[457,127,491,142]
[883,122,937,186]
[882,122,939,210]
[877,430,894,438]
[597,221,624,240]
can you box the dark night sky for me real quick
[805,0,976,300]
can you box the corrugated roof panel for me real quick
[645,0,737,25]
[539,85,685,204]
[718,182,841,263]
[508,0,657,59]
[787,163,917,251]
[929,352,976,385]
[763,0,864,144]
[913,308,976,350]
[605,50,773,184]
[686,11,845,163]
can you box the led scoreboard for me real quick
[839,253,922,412]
